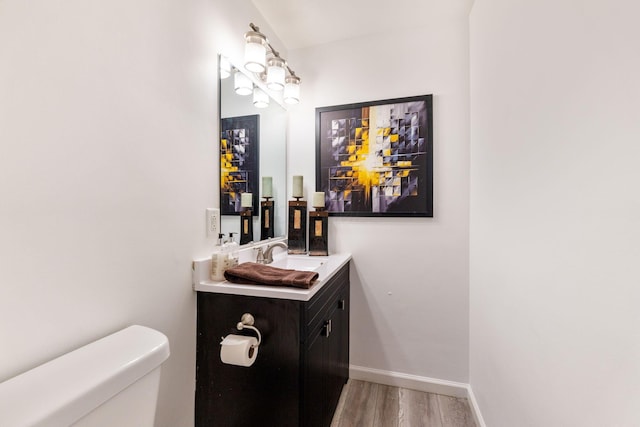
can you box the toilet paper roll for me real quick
[220,335,258,367]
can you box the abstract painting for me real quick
[220,114,259,215]
[315,95,433,217]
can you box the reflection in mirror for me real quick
[219,55,287,244]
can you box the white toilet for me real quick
[0,325,170,427]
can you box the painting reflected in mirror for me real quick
[220,114,260,215]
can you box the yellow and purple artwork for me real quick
[315,95,433,217]
[220,114,259,215]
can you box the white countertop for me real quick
[193,253,351,301]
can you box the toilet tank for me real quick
[0,325,170,427]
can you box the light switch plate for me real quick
[206,208,220,237]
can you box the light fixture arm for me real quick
[249,23,298,79]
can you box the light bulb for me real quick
[284,75,300,104]
[253,87,269,108]
[219,56,231,79]
[244,31,266,73]
[266,57,286,91]
[234,71,252,96]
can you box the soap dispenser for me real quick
[210,233,226,281]
[225,232,240,269]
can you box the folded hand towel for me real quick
[223,262,319,289]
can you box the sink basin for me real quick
[269,256,328,274]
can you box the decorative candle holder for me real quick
[240,192,253,245]
[287,197,307,254]
[309,192,328,256]
[287,176,307,254]
[260,197,274,240]
[240,208,253,245]
[260,177,274,241]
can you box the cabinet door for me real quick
[303,304,344,427]
[303,320,326,427]
[337,281,350,384]
[196,293,301,427]
[326,285,349,415]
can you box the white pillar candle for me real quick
[292,175,303,198]
[312,192,325,208]
[241,192,253,208]
[262,177,273,198]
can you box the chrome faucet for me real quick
[256,241,288,264]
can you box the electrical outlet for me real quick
[206,208,220,237]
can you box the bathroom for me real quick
[1,0,638,426]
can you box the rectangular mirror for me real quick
[219,55,287,244]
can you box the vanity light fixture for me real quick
[243,23,301,104]
[219,56,231,79]
[266,57,286,91]
[284,75,301,104]
[253,87,269,108]
[244,31,267,73]
[234,70,253,96]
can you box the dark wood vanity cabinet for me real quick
[195,262,350,427]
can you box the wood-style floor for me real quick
[330,380,476,427]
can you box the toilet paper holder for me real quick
[234,313,262,346]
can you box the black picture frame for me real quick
[220,114,260,216]
[315,95,433,217]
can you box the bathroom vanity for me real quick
[194,254,351,427]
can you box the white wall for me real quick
[288,3,471,383]
[0,1,283,426]
[469,0,640,425]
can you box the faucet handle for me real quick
[254,247,266,264]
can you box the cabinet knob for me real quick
[338,299,346,310]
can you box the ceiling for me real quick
[251,0,474,50]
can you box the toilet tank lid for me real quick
[0,325,170,427]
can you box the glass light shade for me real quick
[244,31,266,73]
[266,57,286,91]
[234,71,252,96]
[253,87,269,108]
[219,56,231,79]
[283,75,301,104]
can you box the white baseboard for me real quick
[466,385,487,427]
[349,364,468,398]
[349,365,487,426]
